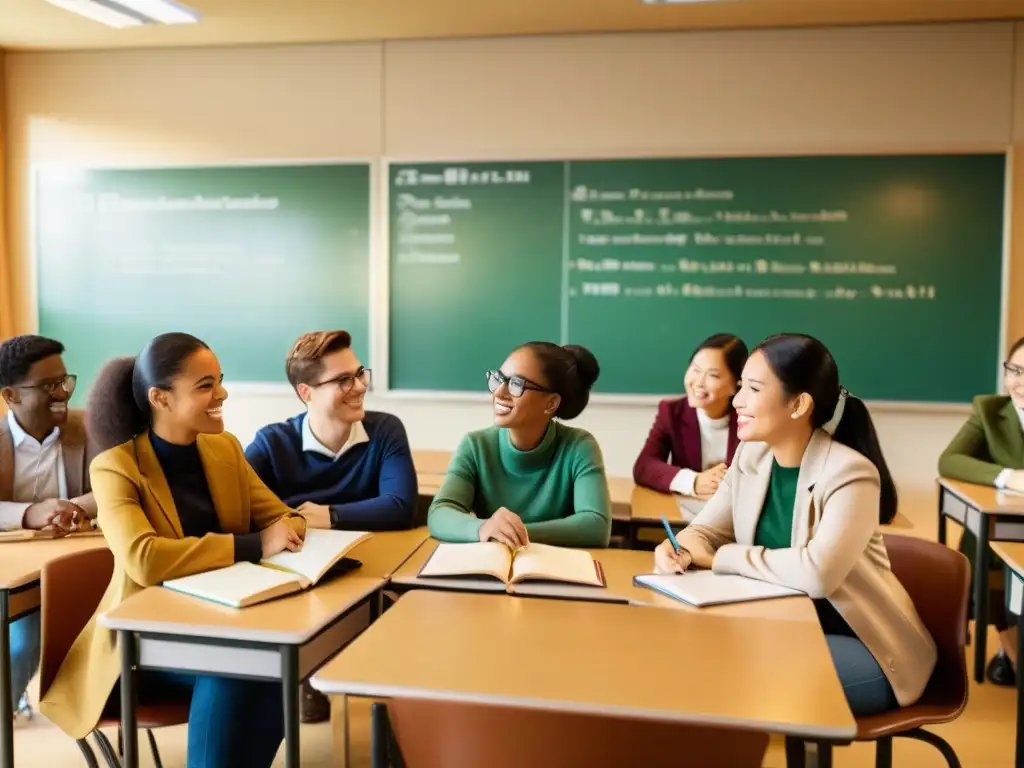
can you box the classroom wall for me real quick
[5,21,1024,534]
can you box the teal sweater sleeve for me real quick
[427,435,484,543]
[525,434,612,548]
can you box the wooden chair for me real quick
[788,533,970,768]
[39,548,190,768]
[386,698,769,768]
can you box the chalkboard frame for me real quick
[31,158,377,397]
[376,151,1011,412]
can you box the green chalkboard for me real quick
[388,155,1006,404]
[36,163,371,401]
[388,162,566,391]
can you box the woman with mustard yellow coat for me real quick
[40,333,307,768]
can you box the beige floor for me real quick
[8,621,1018,767]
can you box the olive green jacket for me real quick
[939,395,1024,485]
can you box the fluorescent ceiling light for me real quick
[44,0,200,28]
[119,0,200,24]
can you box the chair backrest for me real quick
[38,547,114,698]
[882,533,970,707]
[388,699,768,768]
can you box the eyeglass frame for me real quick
[310,366,372,394]
[12,374,77,397]
[1004,361,1024,380]
[486,369,552,398]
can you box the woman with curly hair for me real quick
[40,332,306,768]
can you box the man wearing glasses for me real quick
[0,334,97,720]
[245,330,417,721]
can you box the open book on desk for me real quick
[634,572,802,607]
[418,541,606,592]
[162,529,371,608]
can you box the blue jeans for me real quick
[10,613,41,708]
[826,635,899,717]
[140,672,284,768]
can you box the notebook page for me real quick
[511,543,602,586]
[261,529,370,586]
[634,572,802,607]
[418,541,512,582]
[163,562,301,608]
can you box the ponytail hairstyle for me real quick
[87,333,210,453]
[755,334,897,525]
[515,342,600,421]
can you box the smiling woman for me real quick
[39,332,307,768]
[427,341,612,549]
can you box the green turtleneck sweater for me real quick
[427,422,613,547]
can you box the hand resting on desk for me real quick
[479,507,529,549]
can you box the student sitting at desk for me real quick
[0,334,96,718]
[633,333,746,498]
[654,334,936,716]
[39,333,306,768]
[938,334,1024,686]
[428,342,612,548]
[245,329,416,722]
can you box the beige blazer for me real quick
[39,430,306,739]
[675,430,937,707]
[0,408,98,527]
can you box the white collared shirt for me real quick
[669,408,731,496]
[302,413,369,461]
[994,406,1024,489]
[0,410,68,531]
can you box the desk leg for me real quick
[937,488,947,546]
[0,590,13,768]
[975,520,991,684]
[119,631,139,768]
[282,646,300,768]
[1017,605,1024,768]
[371,702,389,768]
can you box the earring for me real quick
[791,412,799,419]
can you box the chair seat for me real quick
[97,703,191,731]
[857,701,965,740]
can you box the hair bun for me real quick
[563,345,600,391]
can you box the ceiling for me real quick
[2,0,1024,51]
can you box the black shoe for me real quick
[986,651,1016,686]
[300,680,331,724]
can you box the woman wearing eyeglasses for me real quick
[427,342,612,548]
[40,332,306,767]
[938,335,1024,686]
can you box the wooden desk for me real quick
[0,534,108,768]
[101,572,387,768]
[991,540,1024,768]
[391,539,818,622]
[606,476,634,522]
[348,527,430,579]
[938,478,1024,683]
[412,450,452,476]
[312,590,854,768]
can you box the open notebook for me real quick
[162,529,371,608]
[634,572,802,607]
[418,541,605,591]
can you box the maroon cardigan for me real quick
[632,397,740,493]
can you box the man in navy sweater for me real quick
[245,329,417,721]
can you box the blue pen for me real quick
[660,512,682,553]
